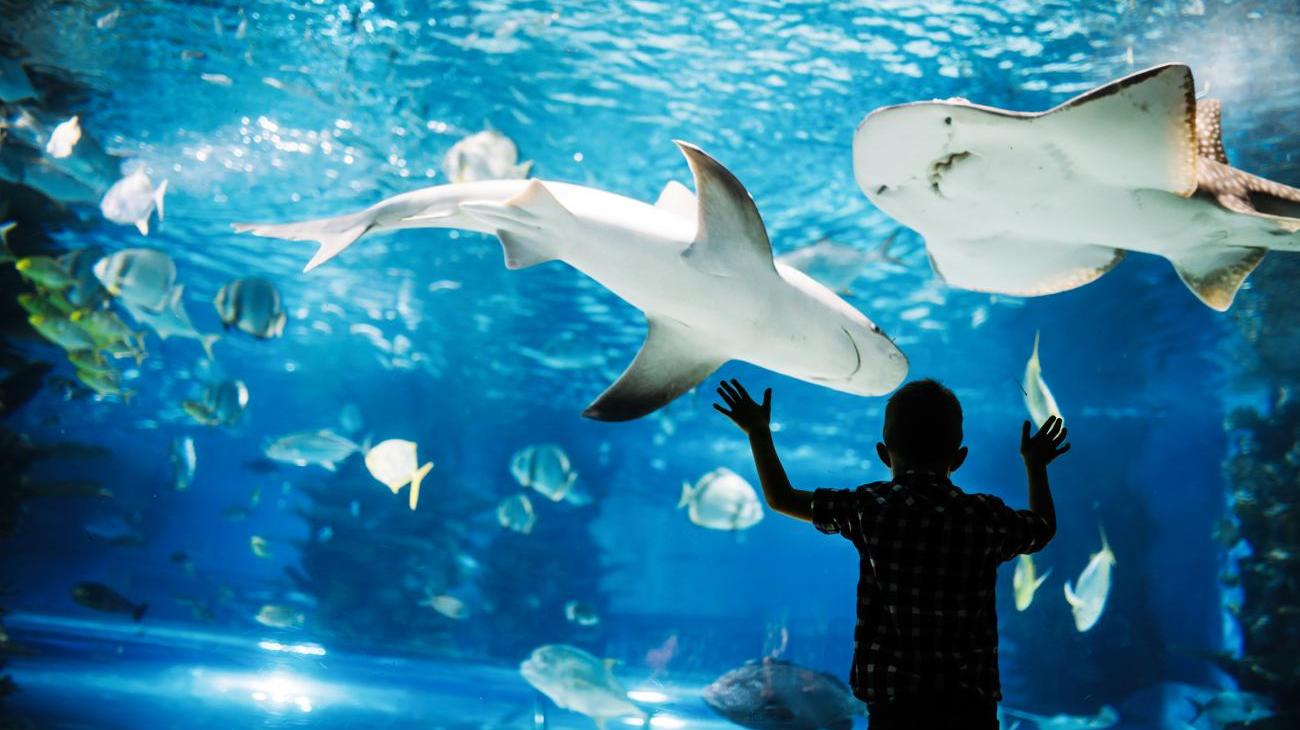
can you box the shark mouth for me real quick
[928,151,973,196]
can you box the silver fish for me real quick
[100,168,167,235]
[264,429,361,471]
[214,277,287,339]
[93,248,177,312]
[124,284,218,358]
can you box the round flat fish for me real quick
[680,467,764,530]
[510,444,578,501]
[214,277,287,339]
[100,168,167,235]
[497,493,536,534]
[703,658,863,730]
[442,130,532,183]
[93,248,177,312]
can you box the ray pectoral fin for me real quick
[582,316,725,421]
[1167,244,1266,312]
[925,235,1126,297]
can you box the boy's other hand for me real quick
[1021,416,1070,470]
[713,379,771,436]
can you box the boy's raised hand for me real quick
[713,379,771,435]
[1021,416,1070,470]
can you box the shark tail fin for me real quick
[1167,244,1266,311]
[233,212,374,272]
[409,462,433,511]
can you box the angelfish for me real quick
[100,168,167,235]
[1023,331,1062,429]
[1012,553,1051,612]
[510,444,578,502]
[234,141,907,421]
[213,277,287,339]
[93,248,177,311]
[679,468,764,531]
[364,439,433,510]
[1064,526,1116,632]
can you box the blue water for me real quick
[2,0,1298,728]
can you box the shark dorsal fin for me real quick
[654,180,697,221]
[583,315,724,422]
[675,141,777,277]
[1040,63,1198,197]
[1195,98,1228,164]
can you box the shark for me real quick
[852,63,1300,311]
[234,142,907,420]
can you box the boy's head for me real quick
[878,378,967,474]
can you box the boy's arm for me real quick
[1019,416,1069,539]
[714,379,814,523]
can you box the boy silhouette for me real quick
[714,378,1069,730]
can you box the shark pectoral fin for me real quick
[925,235,1126,297]
[1038,63,1198,196]
[674,141,777,277]
[1167,244,1266,311]
[654,179,697,221]
[582,316,724,421]
[1195,98,1228,164]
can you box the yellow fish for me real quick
[249,535,272,559]
[1023,331,1063,429]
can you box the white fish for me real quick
[853,64,1300,311]
[100,168,167,235]
[45,116,82,159]
[519,644,645,728]
[564,600,600,627]
[679,467,764,531]
[255,604,304,629]
[213,277,287,339]
[265,429,362,471]
[1001,705,1119,730]
[171,435,196,491]
[510,444,578,502]
[364,439,433,510]
[1063,527,1116,632]
[442,130,532,183]
[421,593,469,620]
[1023,331,1062,429]
[124,284,219,358]
[1012,554,1051,612]
[234,142,908,421]
[496,492,536,534]
[93,248,177,312]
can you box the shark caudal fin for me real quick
[233,212,374,272]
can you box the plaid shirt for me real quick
[812,470,1052,705]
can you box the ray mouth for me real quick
[928,150,973,196]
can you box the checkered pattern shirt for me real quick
[812,470,1052,705]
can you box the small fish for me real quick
[171,435,196,491]
[124,284,218,358]
[1023,331,1063,429]
[775,233,902,295]
[45,115,81,159]
[497,492,536,534]
[680,468,764,531]
[265,429,361,471]
[16,292,68,319]
[1001,705,1119,730]
[520,645,645,727]
[67,349,114,376]
[213,277,286,339]
[74,367,132,401]
[93,248,177,311]
[96,6,121,29]
[182,379,249,427]
[70,308,137,347]
[255,604,303,629]
[1063,526,1116,632]
[1188,690,1274,726]
[100,169,167,235]
[564,600,600,627]
[364,439,433,510]
[15,256,75,289]
[421,593,469,620]
[101,336,147,366]
[510,444,579,502]
[71,581,147,621]
[83,514,144,546]
[28,313,97,351]
[250,535,272,559]
[1012,553,1051,612]
[442,130,532,183]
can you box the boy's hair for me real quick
[883,379,963,466]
